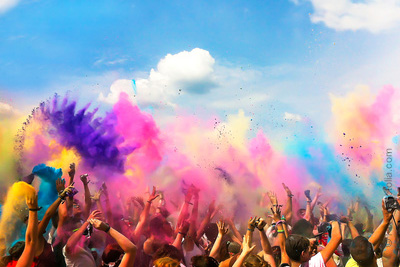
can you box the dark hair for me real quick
[102,243,124,265]
[342,239,352,257]
[204,223,218,244]
[244,255,270,267]
[191,255,219,267]
[285,234,310,262]
[350,236,374,266]
[292,219,314,238]
[153,244,183,262]
[354,223,364,236]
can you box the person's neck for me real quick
[290,260,302,267]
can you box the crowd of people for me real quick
[0,163,399,267]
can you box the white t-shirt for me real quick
[300,252,325,267]
[63,244,97,267]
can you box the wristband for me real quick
[29,207,42,211]
[185,201,193,205]
[287,194,294,198]
[277,230,285,233]
[103,222,111,233]
[276,220,286,225]
[247,228,254,232]
[147,200,152,204]
[178,232,186,236]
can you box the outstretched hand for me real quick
[91,189,103,201]
[148,186,160,203]
[267,191,278,205]
[87,210,102,221]
[26,192,38,210]
[217,220,229,236]
[68,163,76,178]
[56,178,66,193]
[242,235,256,255]
[282,183,293,197]
[89,218,109,232]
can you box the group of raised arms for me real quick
[0,163,399,267]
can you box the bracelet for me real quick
[147,200,152,204]
[103,222,111,233]
[287,194,294,198]
[276,220,286,225]
[247,228,254,232]
[29,207,42,211]
[277,230,285,233]
[185,201,193,205]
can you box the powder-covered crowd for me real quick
[0,163,399,267]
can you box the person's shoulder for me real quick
[306,252,325,266]
[344,257,358,267]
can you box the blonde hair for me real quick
[154,257,180,267]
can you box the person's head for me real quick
[149,215,173,237]
[292,219,314,238]
[154,257,180,267]
[102,243,124,267]
[297,209,306,218]
[285,234,313,263]
[350,236,375,266]
[72,199,83,217]
[8,241,25,260]
[191,255,219,267]
[227,241,241,257]
[204,223,218,244]
[153,244,183,263]
[243,255,271,267]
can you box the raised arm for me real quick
[257,217,276,267]
[232,235,255,267]
[80,174,92,219]
[209,220,229,260]
[184,187,199,250]
[133,186,159,242]
[16,192,39,267]
[282,183,293,224]
[196,200,216,241]
[272,204,290,266]
[172,220,189,250]
[383,209,399,266]
[65,210,102,254]
[368,200,393,250]
[225,217,243,244]
[320,221,342,263]
[89,218,137,267]
[38,179,73,235]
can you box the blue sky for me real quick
[1,0,400,137]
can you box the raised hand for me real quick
[382,199,394,223]
[216,220,229,236]
[242,235,256,255]
[80,174,90,185]
[91,189,103,201]
[282,183,293,197]
[56,178,66,193]
[87,210,102,221]
[68,163,76,178]
[271,204,282,221]
[89,218,110,232]
[256,217,267,230]
[178,220,190,235]
[148,186,160,203]
[248,216,258,231]
[267,191,278,205]
[26,192,39,210]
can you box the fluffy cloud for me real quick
[305,0,400,33]
[0,101,20,118]
[99,48,217,107]
[0,0,19,14]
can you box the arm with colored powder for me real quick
[172,220,189,250]
[16,192,39,267]
[196,200,216,241]
[38,179,73,235]
[226,217,243,244]
[272,205,290,266]
[184,186,199,250]
[80,174,92,219]
[320,221,342,264]
[65,210,102,255]
[364,204,374,233]
[133,186,159,242]
[176,188,194,233]
[101,183,113,224]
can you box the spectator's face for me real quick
[73,202,82,216]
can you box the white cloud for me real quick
[284,112,302,121]
[99,48,217,107]
[307,0,400,33]
[0,0,20,14]
[0,101,20,117]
